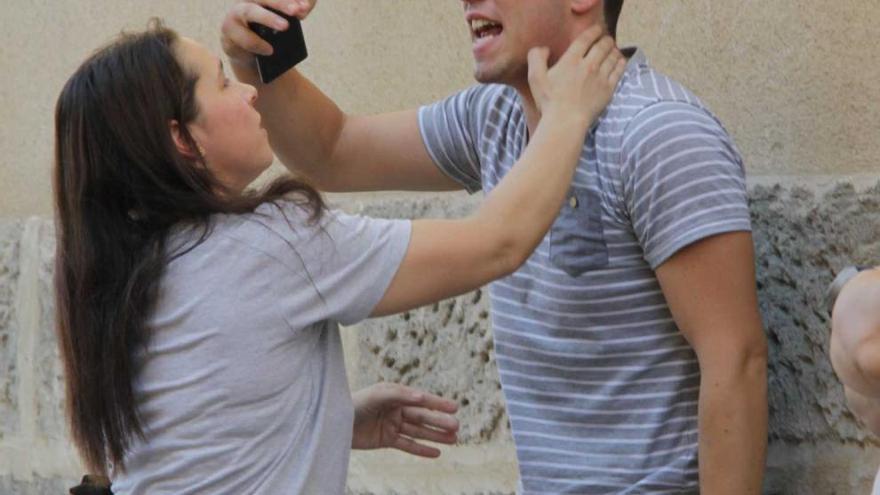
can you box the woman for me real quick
[54,19,624,494]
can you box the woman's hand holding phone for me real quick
[221,0,318,70]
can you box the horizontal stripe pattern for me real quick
[418,48,750,494]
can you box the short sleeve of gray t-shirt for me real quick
[619,100,751,268]
[418,84,502,194]
[111,202,411,495]
[238,202,413,326]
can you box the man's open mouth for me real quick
[470,19,503,41]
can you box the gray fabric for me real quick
[110,202,411,495]
[419,48,751,493]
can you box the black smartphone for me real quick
[248,9,308,84]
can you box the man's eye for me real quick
[223,77,230,88]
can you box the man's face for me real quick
[463,0,573,86]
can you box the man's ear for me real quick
[169,120,203,159]
[571,0,601,15]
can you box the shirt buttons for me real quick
[569,196,579,209]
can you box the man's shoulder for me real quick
[613,50,707,114]
[621,70,703,110]
[600,50,720,141]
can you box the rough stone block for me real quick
[0,181,878,493]
[763,441,880,494]
[0,474,71,495]
[0,220,22,438]
[752,182,880,443]
[33,219,66,440]
[343,195,510,444]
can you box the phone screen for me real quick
[249,10,308,84]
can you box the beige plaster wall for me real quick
[2,1,879,218]
[0,0,472,218]
[617,0,880,177]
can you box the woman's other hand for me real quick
[351,382,459,458]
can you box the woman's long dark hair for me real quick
[605,0,624,38]
[53,20,323,474]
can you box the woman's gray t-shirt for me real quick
[111,202,411,494]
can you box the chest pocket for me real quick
[549,185,609,277]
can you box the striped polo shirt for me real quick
[418,49,751,493]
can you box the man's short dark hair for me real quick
[604,0,624,38]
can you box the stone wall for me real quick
[2,180,880,494]
[0,220,77,494]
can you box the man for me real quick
[222,0,768,492]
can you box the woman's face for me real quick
[174,37,274,193]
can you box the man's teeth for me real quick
[472,19,496,31]
[471,19,501,38]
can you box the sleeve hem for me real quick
[417,106,483,195]
[647,221,753,270]
[338,219,414,326]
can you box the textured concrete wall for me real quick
[0,219,82,494]
[752,182,880,444]
[0,221,23,436]
[3,1,880,216]
[4,181,880,494]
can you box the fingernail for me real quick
[276,19,288,30]
[411,392,424,401]
[287,3,298,15]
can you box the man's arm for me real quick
[655,232,768,495]
[221,0,462,192]
[620,99,765,493]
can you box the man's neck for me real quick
[515,83,541,139]
[515,45,634,139]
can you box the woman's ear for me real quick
[169,120,204,159]
[571,0,601,15]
